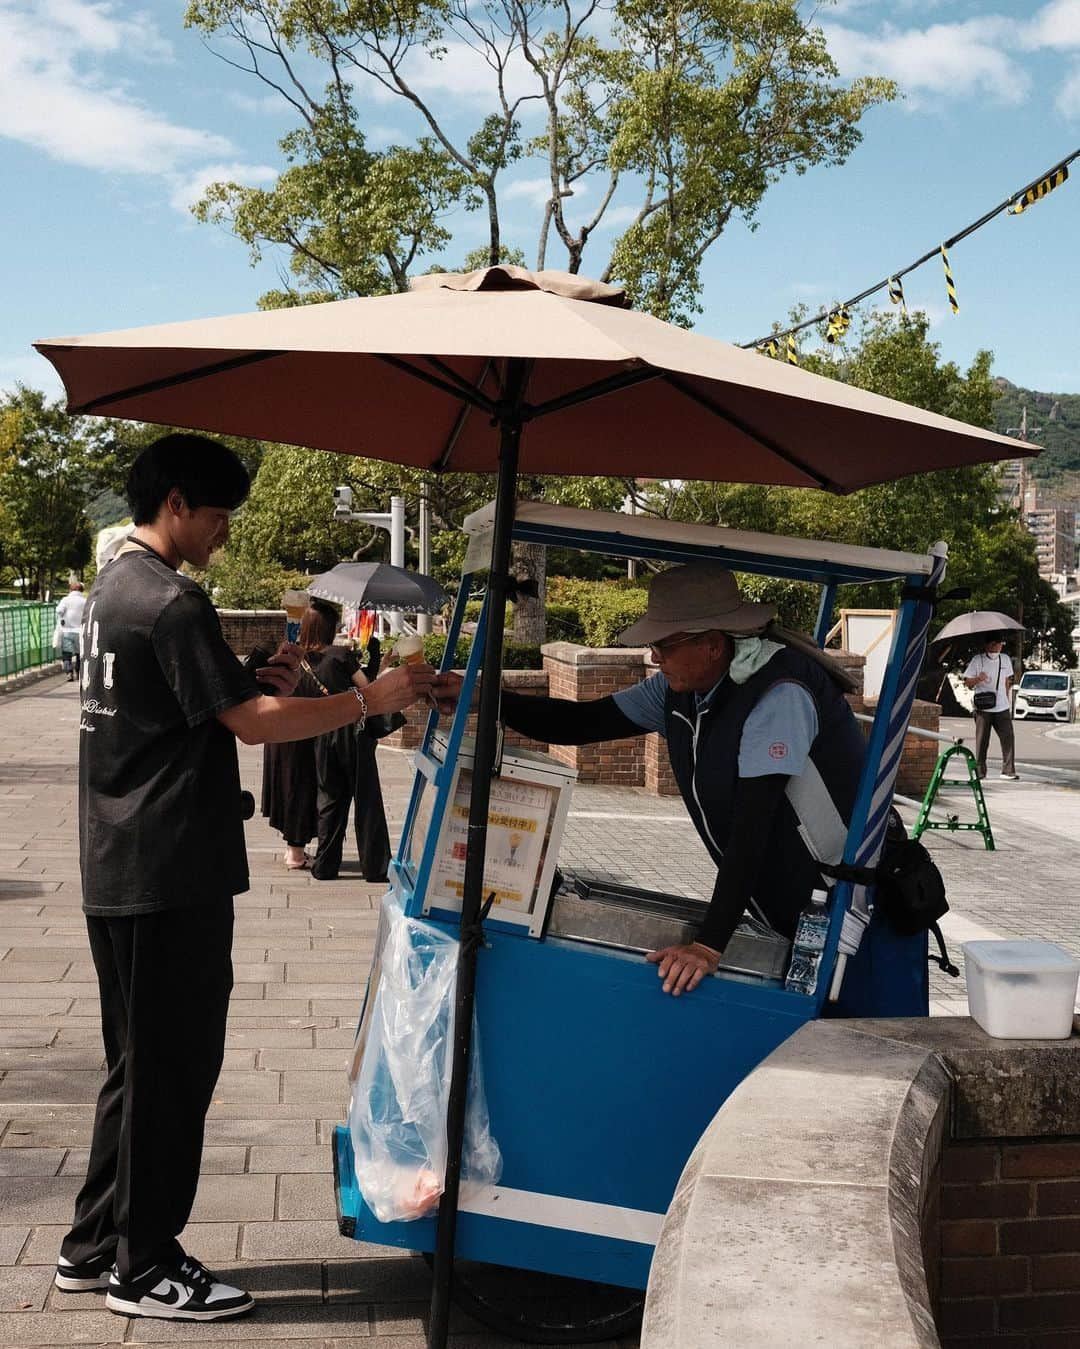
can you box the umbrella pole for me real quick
[428,372,524,1349]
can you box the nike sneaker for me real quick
[105,1253,254,1321]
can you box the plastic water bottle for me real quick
[784,888,830,996]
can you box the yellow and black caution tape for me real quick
[757,338,779,358]
[940,245,959,314]
[1010,164,1068,214]
[740,147,1078,351]
[786,333,799,365]
[825,306,852,343]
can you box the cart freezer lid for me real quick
[963,941,1080,974]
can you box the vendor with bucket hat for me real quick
[435,561,869,999]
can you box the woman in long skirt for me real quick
[298,612,396,882]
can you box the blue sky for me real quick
[3,0,1080,409]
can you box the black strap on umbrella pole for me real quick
[428,362,525,1349]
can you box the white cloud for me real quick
[503,175,592,206]
[0,352,64,400]
[367,38,538,107]
[168,161,279,215]
[1022,0,1080,50]
[593,203,642,232]
[1056,59,1080,113]
[0,1,252,202]
[822,17,1029,106]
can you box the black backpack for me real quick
[821,808,958,976]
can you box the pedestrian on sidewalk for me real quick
[56,434,437,1325]
[308,623,396,883]
[56,579,86,681]
[964,635,1018,780]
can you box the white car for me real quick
[1013,670,1080,723]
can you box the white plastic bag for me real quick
[348,896,502,1223]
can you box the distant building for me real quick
[1024,487,1077,577]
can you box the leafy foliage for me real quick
[638,312,1075,662]
[0,388,102,597]
[185,0,893,321]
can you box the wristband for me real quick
[351,686,368,732]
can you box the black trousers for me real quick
[60,899,234,1281]
[311,728,390,881]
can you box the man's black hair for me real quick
[126,433,251,525]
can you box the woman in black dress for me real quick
[260,604,331,868]
[304,616,397,883]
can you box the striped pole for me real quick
[831,544,948,977]
[940,245,959,314]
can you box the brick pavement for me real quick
[2,673,1078,1346]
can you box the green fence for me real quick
[0,602,59,679]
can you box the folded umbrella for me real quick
[307,562,447,614]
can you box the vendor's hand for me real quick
[367,660,438,715]
[646,942,721,996]
[432,670,473,715]
[256,641,302,696]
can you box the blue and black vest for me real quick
[663,646,866,939]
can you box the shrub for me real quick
[201,553,312,609]
[421,634,543,670]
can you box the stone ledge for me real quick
[642,1020,949,1349]
[541,642,648,667]
[844,1015,1080,1139]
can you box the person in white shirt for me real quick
[963,636,1017,780]
[56,580,87,682]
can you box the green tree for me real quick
[0,388,99,598]
[185,0,894,322]
[639,312,1074,660]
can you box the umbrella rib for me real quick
[67,350,285,415]
[525,364,662,421]
[662,373,836,491]
[373,354,496,415]
[432,359,496,474]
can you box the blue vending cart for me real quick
[334,501,946,1340]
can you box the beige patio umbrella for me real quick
[35,265,1028,492]
[32,265,1038,1349]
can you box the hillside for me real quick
[994,379,1080,496]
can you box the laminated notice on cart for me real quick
[348,897,502,1223]
[411,735,575,936]
[431,770,551,914]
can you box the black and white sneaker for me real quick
[55,1251,115,1292]
[105,1254,254,1321]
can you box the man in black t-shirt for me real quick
[56,435,437,1324]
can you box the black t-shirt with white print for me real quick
[78,542,260,915]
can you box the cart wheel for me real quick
[422,1254,644,1344]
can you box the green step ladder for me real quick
[912,743,995,850]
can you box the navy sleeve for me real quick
[151,589,259,728]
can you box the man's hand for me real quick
[367,661,438,716]
[256,641,301,696]
[646,942,721,996]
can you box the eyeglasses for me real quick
[649,632,704,658]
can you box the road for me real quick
[939,713,1080,775]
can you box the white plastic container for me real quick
[963,941,1080,1040]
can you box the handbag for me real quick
[972,654,1004,712]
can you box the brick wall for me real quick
[541,643,648,785]
[938,1136,1080,1345]
[218,609,286,659]
[852,695,942,798]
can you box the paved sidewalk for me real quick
[1,674,1078,1346]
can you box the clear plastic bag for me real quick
[348,896,502,1223]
